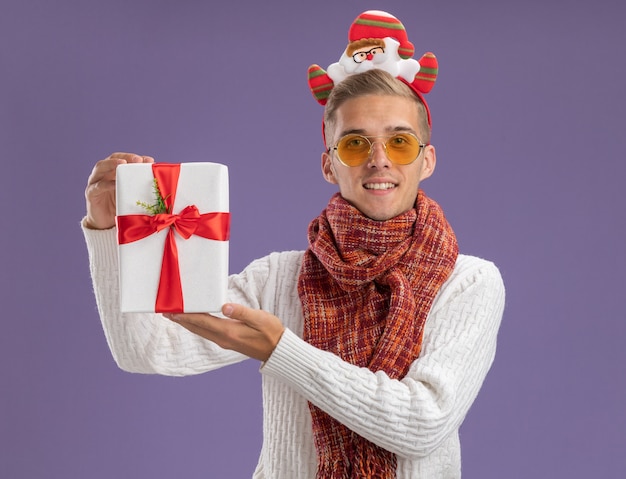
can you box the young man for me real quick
[83,12,504,479]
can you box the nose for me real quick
[366,53,373,61]
[368,141,391,168]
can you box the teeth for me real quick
[364,182,396,190]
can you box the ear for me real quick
[321,151,338,184]
[419,144,436,181]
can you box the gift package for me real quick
[116,162,230,313]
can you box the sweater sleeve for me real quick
[260,256,505,459]
[82,222,268,376]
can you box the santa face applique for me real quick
[328,37,421,84]
[346,39,387,70]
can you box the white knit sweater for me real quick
[83,226,505,478]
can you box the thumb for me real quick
[222,303,259,325]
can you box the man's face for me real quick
[322,95,436,221]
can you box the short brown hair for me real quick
[323,69,431,146]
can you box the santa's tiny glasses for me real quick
[352,47,385,63]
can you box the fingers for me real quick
[166,305,262,331]
[86,154,153,196]
[168,313,227,341]
[109,152,155,163]
[166,312,226,333]
[84,152,155,230]
[167,312,248,355]
[221,303,264,329]
[88,153,154,184]
[163,305,286,362]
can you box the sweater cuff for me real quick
[80,218,119,269]
[261,328,327,390]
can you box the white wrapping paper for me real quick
[116,162,229,313]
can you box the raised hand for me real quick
[84,153,154,229]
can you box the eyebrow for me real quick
[337,126,417,138]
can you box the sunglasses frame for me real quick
[328,132,427,167]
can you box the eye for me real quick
[388,134,413,149]
[390,135,407,145]
[341,135,369,150]
[347,138,366,148]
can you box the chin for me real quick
[362,208,399,222]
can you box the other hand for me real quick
[164,304,286,362]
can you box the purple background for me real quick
[2,0,624,477]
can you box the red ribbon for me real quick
[117,163,230,312]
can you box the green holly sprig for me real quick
[136,178,170,215]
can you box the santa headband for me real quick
[307,10,438,128]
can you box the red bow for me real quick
[117,164,230,312]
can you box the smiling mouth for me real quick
[363,182,397,190]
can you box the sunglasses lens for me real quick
[336,134,371,166]
[385,134,421,165]
[335,133,422,166]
